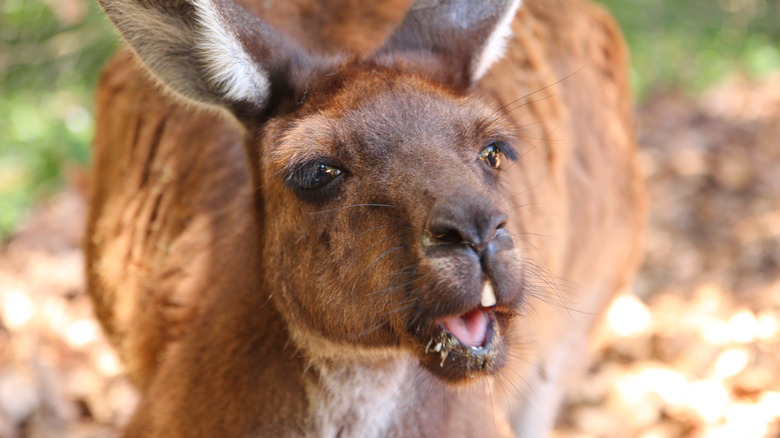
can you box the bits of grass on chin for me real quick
[425,330,460,367]
[425,328,501,376]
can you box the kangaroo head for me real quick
[100,0,524,382]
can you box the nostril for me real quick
[492,219,508,238]
[428,221,467,246]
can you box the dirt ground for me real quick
[1,74,779,437]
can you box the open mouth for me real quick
[419,281,506,380]
[438,281,498,348]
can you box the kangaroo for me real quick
[87,0,646,436]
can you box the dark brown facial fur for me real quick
[260,64,524,381]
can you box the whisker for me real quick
[354,223,391,238]
[365,274,426,297]
[349,244,408,297]
[497,180,548,206]
[388,263,422,277]
[486,378,498,438]
[306,203,396,215]
[345,280,431,340]
[497,93,559,122]
[489,67,583,119]
[508,231,553,239]
[353,234,397,260]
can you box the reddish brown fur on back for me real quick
[87,47,254,389]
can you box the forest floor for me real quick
[1,74,779,438]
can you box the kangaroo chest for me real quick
[302,358,413,438]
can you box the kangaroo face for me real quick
[259,66,524,381]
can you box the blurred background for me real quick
[0,0,779,436]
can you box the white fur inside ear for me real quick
[192,0,270,106]
[473,0,522,80]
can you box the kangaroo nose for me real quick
[424,201,507,254]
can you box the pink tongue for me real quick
[440,308,489,348]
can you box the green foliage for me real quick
[595,0,780,100]
[0,0,117,236]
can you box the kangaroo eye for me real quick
[478,143,503,169]
[286,161,344,191]
[478,141,517,170]
[307,163,342,189]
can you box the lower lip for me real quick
[426,310,500,370]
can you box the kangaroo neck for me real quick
[260,291,513,438]
[301,355,413,438]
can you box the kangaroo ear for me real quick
[99,0,306,113]
[375,0,521,89]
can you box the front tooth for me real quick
[481,281,497,307]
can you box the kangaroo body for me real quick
[87,0,645,436]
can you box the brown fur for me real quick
[87,0,646,436]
